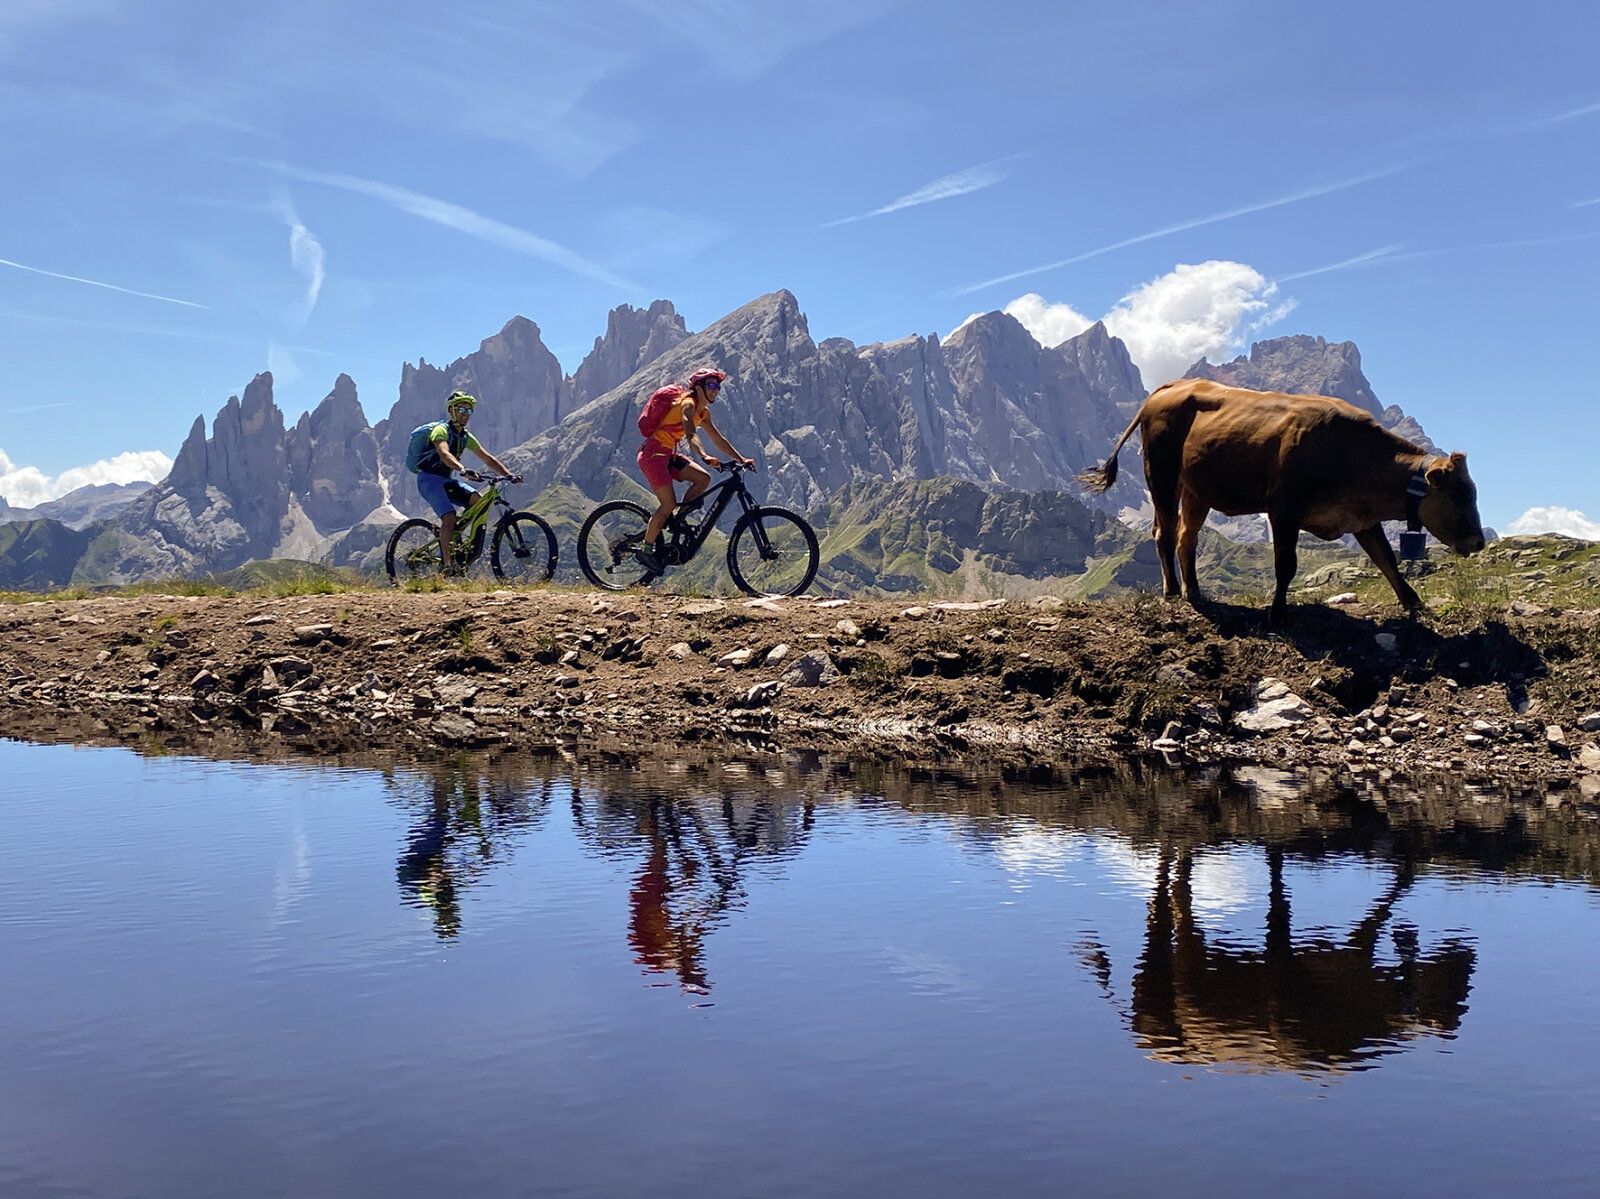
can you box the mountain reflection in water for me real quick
[369,749,1596,1074]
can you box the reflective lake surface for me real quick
[3,740,1599,1198]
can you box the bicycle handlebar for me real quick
[459,471,522,485]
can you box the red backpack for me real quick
[638,384,686,439]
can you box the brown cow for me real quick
[1078,379,1485,625]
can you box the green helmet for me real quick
[446,390,477,413]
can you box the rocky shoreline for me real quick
[2,588,1598,800]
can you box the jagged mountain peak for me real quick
[567,299,690,410]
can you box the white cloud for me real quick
[998,293,1094,347]
[1104,261,1294,387]
[0,447,171,508]
[272,190,325,326]
[267,344,303,388]
[986,261,1294,388]
[1505,506,1600,540]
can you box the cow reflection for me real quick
[393,763,554,938]
[574,787,813,993]
[1098,847,1474,1073]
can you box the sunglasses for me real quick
[703,379,721,392]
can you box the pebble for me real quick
[1374,633,1398,653]
[900,606,929,620]
[719,648,755,667]
[1326,592,1358,605]
[835,619,860,637]
[1577,713,1600,733]
[667,642,693,659]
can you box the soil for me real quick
[2,588,1599,795]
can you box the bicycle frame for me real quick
[449,477,516,562]
[660,466,763,565]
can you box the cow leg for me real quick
[1352,525,1423,612]
[1147,471,1181,599]
[1266,509,1303,629]
[1176,489,1210,602]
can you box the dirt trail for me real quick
[2,588,1598,793]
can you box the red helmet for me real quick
[688,368,726,389]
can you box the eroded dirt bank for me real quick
[2,588,1598,793]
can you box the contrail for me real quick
[1274,244,1406,282]
[823,161,1012,228]
[948,167,1401,297]
[0,257,208,309]
[266,162,636,290]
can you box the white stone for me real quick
[1374,633,1399,653]
[1235,692,1313,733]
[1326,592,1359,605]
[835,619,861,637]
[1576,713,1600,733]
[814,599,850,609]
[1580,743,1600,772]
[900,606,929,620]
[719,648,755,667]
[1255,678,1291,702]
[765,643,790,667]
[667,642,693,659]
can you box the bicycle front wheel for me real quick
[726,506,819,597]
[386,518,443,583]
[578,501,659,590]
[491,512,558,584]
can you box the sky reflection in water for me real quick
[2,741,1598,1198]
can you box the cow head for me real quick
[1420,452,1486,555]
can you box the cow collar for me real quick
[1405,466,1429,534]
[1397,463,1431,561]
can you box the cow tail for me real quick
[1076,413,1143,495]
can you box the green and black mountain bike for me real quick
[386,474,557,584]
[577,463,819,596]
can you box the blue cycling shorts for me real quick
[415,472,477,518]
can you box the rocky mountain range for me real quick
[0,481,153,529]
[2,290,1442,587]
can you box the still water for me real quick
[2,739,1598,1198]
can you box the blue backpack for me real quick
[405,422,455,474]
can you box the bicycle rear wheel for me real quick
[490,512,558,583]
[578,501,659,590]
[726,506,819,597]
[386,518,443,583]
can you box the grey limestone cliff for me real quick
[502,292,1142,513]
[375,317,565,515]
[566,300,690,411]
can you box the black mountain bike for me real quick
[577,463,819,596]
[385,474,558,584]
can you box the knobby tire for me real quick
[490,511,558,584]
[386,518,443,583]
[578,500,660,590]
[726,506,819,597]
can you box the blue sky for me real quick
[1,0,1596,532]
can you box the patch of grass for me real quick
[458,624,474,654]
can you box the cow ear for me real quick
[1426,459,1448,486]
[1449,451,1467,468]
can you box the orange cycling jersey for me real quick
[650,392,701,451]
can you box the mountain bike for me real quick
[577,463,819,596]
[385,474,558,584]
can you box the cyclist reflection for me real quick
[393,761,552,939]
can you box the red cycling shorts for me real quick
[638,441,691,491]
